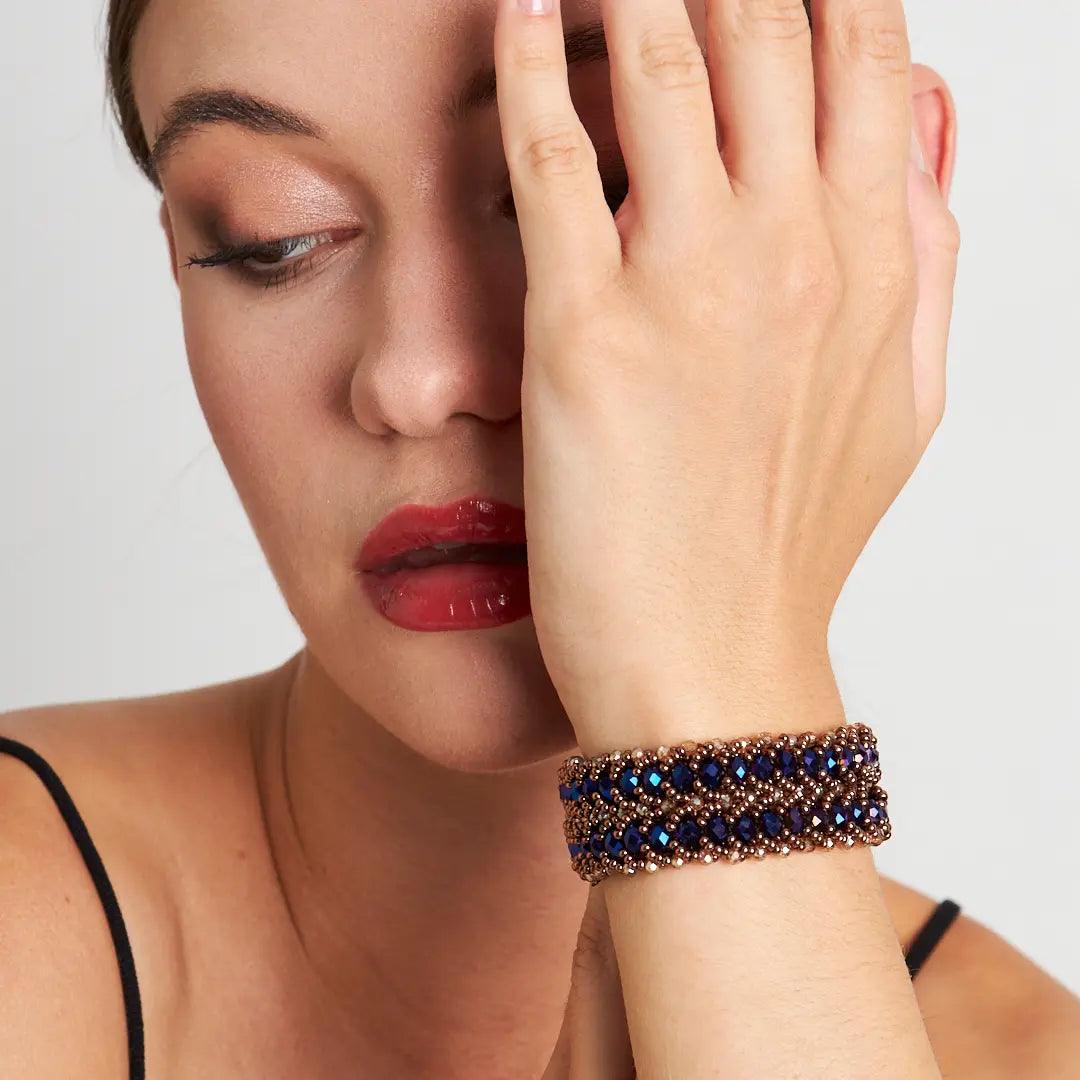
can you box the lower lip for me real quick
[359,560,531,631]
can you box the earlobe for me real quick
[911,63,958,202]
[158,199,179,287]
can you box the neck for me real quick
[250,648,588,1076]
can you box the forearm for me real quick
[591,663,941,1080]
[490,0,962,1071]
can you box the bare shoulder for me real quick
[0,674,272,1077]
[882,877,1080,1079]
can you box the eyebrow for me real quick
[150,89,323,177]
[148,20,610,178]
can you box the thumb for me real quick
[543,883,636,1080]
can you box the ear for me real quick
[911,63,958,204]
[158,198,180,287]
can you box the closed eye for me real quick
[184,227,361,290]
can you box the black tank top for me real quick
[0,733,962,1079]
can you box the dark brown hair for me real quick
[106,0,155,185]
[105,0,815,190]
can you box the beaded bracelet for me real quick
[557,723,891,884]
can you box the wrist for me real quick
[570,636,843,758]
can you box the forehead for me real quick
[131,0,708,160]
[133,0,598,146]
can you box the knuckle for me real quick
[836,3,911,74]
[532,303,634,406]
[729,0,812,42]
[526,285,609,366]
[509,34,561,74]
[529,288,597,346]
[934,208,962,257]
[517,117,595,181]
[570,915,615,985]
[637,25,710,90]
[775,234,843,313]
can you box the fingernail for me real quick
[909,128,939,190]
[518,0,553,13]
[909,128,928,173]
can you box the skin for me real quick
[508,2,948,1074]
[2,0,1079,1076]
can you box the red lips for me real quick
[355,495,531,631]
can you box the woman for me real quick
[3,0,1077,1076]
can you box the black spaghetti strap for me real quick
[0,734,146,1080]
[905,898,961,980]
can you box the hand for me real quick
[494,0,959,751]
[541,885,636,1080]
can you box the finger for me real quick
[705,0,819,194]
[543,884,635,1080]
[907,149,961,450]
[494,0,623,293]
[600,0,730,236]
[811,0,913,208]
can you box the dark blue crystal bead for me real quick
[752,753,774,781]
[862,746,879,765]
[558,782,574,801]
[850,803,865,825]
[824,748,841,778]
[567,841,583,858]
[618,767,640,797]
[588,833,605,857]
[830,802,848,828]
[670,762,695,793]
[802,746,822,776]
[778,748,798,778]
[648,821,673,850]
[762,809,783,838]
[729,755,750,783]
[624,823,645,854]
[598,773,615,802]
[810,806,829,830]
[788,806,805,834]
[676,816,701,848]
[840,747,854,769]
[736,814,758,843]
[867,801,888,824]
[583,775,599,796]
[707,815,728,844]
[603,828,625,858]
[641,765,665,797]
[698,757,722,788]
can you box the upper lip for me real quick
[355,494,527,573]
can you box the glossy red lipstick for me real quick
[355,495,530,631]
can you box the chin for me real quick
[306,612,577,774]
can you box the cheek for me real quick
[178,285,352,594]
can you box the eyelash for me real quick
[184,229,358,290]
[183,172,630,292]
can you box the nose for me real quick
[349,214,525,438]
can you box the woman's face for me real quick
[131,0,660,770]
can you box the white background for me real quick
[4,2,1078,993]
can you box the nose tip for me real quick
[352,351,483,438]
[345,207,527,437]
